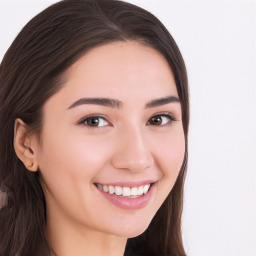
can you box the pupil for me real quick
[152,116,162,125]
[88,118,99,126]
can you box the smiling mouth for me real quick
[94,183,152,198]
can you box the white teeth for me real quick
[103,185,108,192]
[115,186,122,196]
[108,185,115,194]
[96,183,152,197]
[122,187,130,197]
[138,186,144,196]
[130,187,138,196]
[143,184,150,194]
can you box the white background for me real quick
[0,1,255,255]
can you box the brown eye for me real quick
[79,116,109,127]
[86,117,100,127]
[150,116,162,125]
[148,114,176,126]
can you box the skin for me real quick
[14,41,185,256]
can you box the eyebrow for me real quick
[68,95,180,110]
[145,96,180,108]
[68,97,122,109]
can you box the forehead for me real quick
[45,41,178,109]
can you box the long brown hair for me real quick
[0,0,189,255]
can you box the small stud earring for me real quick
[27,163,33,168]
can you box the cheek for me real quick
[37,126,112,197]
[36,127,114,221]
[40,125,108,168]
[156,129,185,181]
[150,129,185,215]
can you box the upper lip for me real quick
[94,180,156,187]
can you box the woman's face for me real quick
[35,41,185,238]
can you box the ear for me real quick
[13,118,39,172]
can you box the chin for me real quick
[112,226,148,239]
[106,214,153,238]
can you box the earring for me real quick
[27,163,33,168]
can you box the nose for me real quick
[111,126,154,173]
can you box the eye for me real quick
[147,114,176,126]
[78,115,110,127]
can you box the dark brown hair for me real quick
[0,0,189,255]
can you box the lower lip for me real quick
[96,183,155,210]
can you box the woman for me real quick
[0,0,189,255]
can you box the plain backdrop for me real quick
[0,1,255,255]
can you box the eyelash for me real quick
[77,113,176,128]
[77,115,110,127]
[146,113,176,126]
